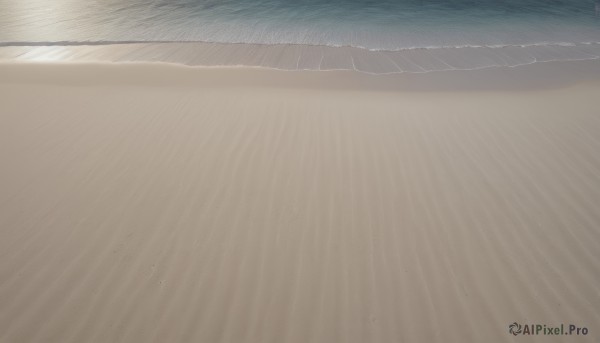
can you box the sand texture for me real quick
[1,62,599,343]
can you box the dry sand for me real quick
[1,62,599,343]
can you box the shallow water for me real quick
[1,0,599,71]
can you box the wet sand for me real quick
[1,41,600,75]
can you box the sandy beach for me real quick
[1,61,599,342]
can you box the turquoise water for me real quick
[2,0,599,49]
[1,0,599,71]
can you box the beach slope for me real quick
[1,62,599,343]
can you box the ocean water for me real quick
[1,0,600,72]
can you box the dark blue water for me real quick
[1,0,599,49]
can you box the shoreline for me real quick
[1,40,600,76]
